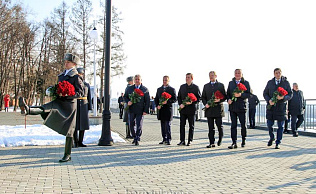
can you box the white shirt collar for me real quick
[64,68,74,76]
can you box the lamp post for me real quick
[98,0,113,146]
[90,26,98,117]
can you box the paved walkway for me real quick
[0,112,316,193]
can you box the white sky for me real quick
[13,0,316,100]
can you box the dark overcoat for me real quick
[124,84,150,115]
[118,96,125,109]
[227,77,251,113]
[123,84,132,122]
[263,76,292,121]
[41,69,84,137]
[248,94,260,109]
[202,81,227,118]
[154,85,177,121]
[76,82,92,131]
[177,83,201,115]
[288,89,305,116]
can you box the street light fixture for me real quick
[98,0,113,146]
[90,26,98,117]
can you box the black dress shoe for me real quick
[275,144,280,149]
[293,132,298,137]
[132,140,135,144]
[135,141,139,146]
[78,143,87,147]
[267,138,275,146]
[177,141,185,146]
[165,141,171,145]
[217,139,222,146]
[206,144,215,148]
[186,141,191,146]
[283,130,289,134]
[59,155,71,162]
[228,144,237,149]
[159,141,165,144]
[241,139,246,147]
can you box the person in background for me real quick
[227,69,251,149]
[248,90,260,129]
[118,93,125,119]
[123,76,134,139]
[150,96,156,115]
[263,68,292,149]
[19,97,26,114]
[288,83,305,137]
[154,75,177,145]
[73,68,92,148]
[3,94,10,112]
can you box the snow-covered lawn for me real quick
[0,124,125,147]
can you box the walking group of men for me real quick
[123,68,304,150]
[19,52,305,162]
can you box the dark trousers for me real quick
[128,112,144,141]
[267,119,284,144]
[284,114,291,130]
[248,109,256,128]
[291,114,304,133]
[119,107,124,118]
[161,120,172,142]
[207,117,223,144]
[180,114,195,142]
[230,111,247,144]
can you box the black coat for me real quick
[227,77,251,113]
[177,83,201,115]
[263,76,292,121]
[124,84,150,115]
[248,94,260,109]
[76,82,92,131]
[118,96,125,109]
[154,85,177,121]
[288,90,305,116]
[202,81,227,118]
[41,69,84,137]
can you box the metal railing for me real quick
[172,99,316,131]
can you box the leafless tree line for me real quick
[0,0,126,111]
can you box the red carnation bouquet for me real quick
[267,87,288,109]
[47,81,75,100]
[178,93,197,111]
[159,92,172,108]
[126,88,144,110]
[232,83,247,101]
[202,90,224,110]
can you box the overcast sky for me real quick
[13,0,316,100]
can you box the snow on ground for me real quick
[0,124,125,147]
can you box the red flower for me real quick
[203,90,225,110]
[178,93,197,111]
[134,88,144,97]
[56,81,75,97]
[215,90,225,100]
[232,83,247,101]
[267,87,288,109]
[159,92,172,107]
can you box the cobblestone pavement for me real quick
[0,112,316,193]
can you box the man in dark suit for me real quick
[118,93,125,119]
[227,69,251,149]
[202,71,227,148]
[288,83,304,137]
[73,68,92,148]
[21,53,84,162]
[248,90,260,129]
[154,76,177,145]
[263,68,292,149]
[177,73,201,146]
[124,74,150,145]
